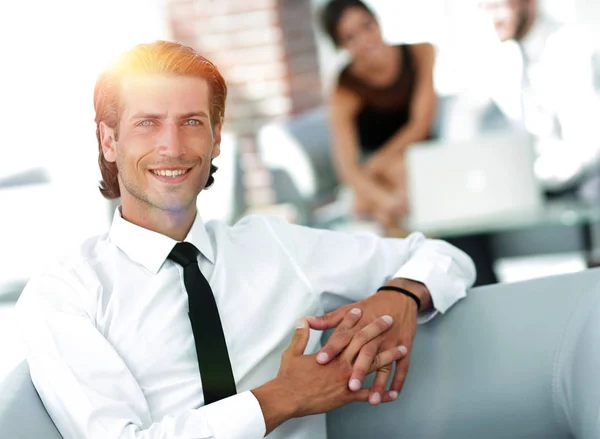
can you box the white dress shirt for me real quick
[448,16,600,190]
[16,208,475,439]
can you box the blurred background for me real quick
[1,0,599,380]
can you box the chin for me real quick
[495,27,514,42]
[495,32,509,42]
[158,200,197,214]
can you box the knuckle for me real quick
[372,355,382,370]
[328,334,343,348]
[353,329,370,345]
[335,325,351,339]
[332,329,352,347]
[378,363,393,373]
[319,313,333,324]
[362,343,378,358]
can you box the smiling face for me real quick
[336,6,385,62]
[100,74,221,218]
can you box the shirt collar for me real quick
[108,206,215,274]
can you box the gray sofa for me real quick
[2,268,600,438]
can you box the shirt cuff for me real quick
[393,253,466,324]
[202,391,266,439]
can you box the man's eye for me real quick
[139,120,154,127]
[184,119,203,126]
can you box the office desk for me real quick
[313,199,600,260]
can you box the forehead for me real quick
[337,7,372,33]
[119,74,211,117]
[480,0,520,9]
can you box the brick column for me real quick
[169,0,323,216]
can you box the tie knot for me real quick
[168,242,199,267]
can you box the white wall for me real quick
[0,0,173,281]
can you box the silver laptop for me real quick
[404,133,544,229]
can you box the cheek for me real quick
[115,136,154,169]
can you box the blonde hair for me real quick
[94,40,227,199]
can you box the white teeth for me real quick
[152,169,188,177]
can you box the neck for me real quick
[516,12,536,41]
[120,199,197,242]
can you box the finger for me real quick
[346,388,371,404]
[305,307,347,331]
[369,366,393,406]
[285,319,310,357]
[381,390,399,403]
[351,344,406,402]
[343,315,393,362]
[315,307,363,364]
[389,355,411,395]
[347,339,383,392]
[367,345,408,374]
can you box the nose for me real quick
[356,31,368,47]
[157,123,185,157]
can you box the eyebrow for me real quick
[128,111,210,121]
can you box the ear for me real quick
[212,122,222,159]
[99,122,117,163]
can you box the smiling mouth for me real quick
[150,169,191,178]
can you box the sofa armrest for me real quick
[326,268,600,439]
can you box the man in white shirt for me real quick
[16,40,475,439]
[448,0,600,194]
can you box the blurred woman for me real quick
[321,0,436,233]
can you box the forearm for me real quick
[379,120,432,156]
[251,379,297,436]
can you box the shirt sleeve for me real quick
[15,274,266,439]
[263,216,476,323]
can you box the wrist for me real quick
[251,379,297,435]
[382,278,432,312]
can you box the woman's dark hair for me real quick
[320,0,376,47]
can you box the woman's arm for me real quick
[366,43,437,173]
[328,87,393,204]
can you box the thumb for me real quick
[305,308,346,331]
[287,319,310,356]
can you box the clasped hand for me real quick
[306,288,419,405]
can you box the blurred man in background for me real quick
[449,0,600,198]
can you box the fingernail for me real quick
[316,352,329,363]
[296,320,306,329]
[389,391,398,400]
[382,315,393,324]
[398,345,408,355]
[349,378,361,391]
[350,307,362,315]
[369,392,381,405]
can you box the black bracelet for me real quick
[377,286,421,311]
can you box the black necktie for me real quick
[168,242,237,404]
